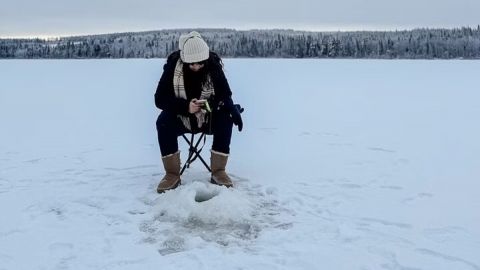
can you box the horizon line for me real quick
[2,25,479,39]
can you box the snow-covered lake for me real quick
[1,59,479,270]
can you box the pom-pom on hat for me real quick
[178,31,210,63]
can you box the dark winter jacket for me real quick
[154,50,233,116]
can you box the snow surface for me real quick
[1,59,480,270]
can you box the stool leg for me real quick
[189,133,211,172]
[196,152,211,172]
[180,133,212,175]
[180,134,194,175]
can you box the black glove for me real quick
[230,104,244,132]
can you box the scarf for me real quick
[173,58,215,131]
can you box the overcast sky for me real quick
[1,0,479,38]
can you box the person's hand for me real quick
[230,104,243,132]
[189,99,201,114]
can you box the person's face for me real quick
[188,61,205,72]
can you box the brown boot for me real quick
[210,150,233,188]
[157,151,181,193]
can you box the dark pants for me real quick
[156,110,233,156]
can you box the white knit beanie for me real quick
[178,31,210,63]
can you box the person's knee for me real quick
[156,111,176,131]
[213,110,233,127]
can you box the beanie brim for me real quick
[181,50,209,63]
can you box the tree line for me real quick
[1,27,480,59]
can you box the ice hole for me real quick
[195,189,220,203]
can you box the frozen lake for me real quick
[1,59,479,270]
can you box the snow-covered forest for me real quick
[1,27,480,59]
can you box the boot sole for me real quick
[157,180,181,194]
[210,178,233,188]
